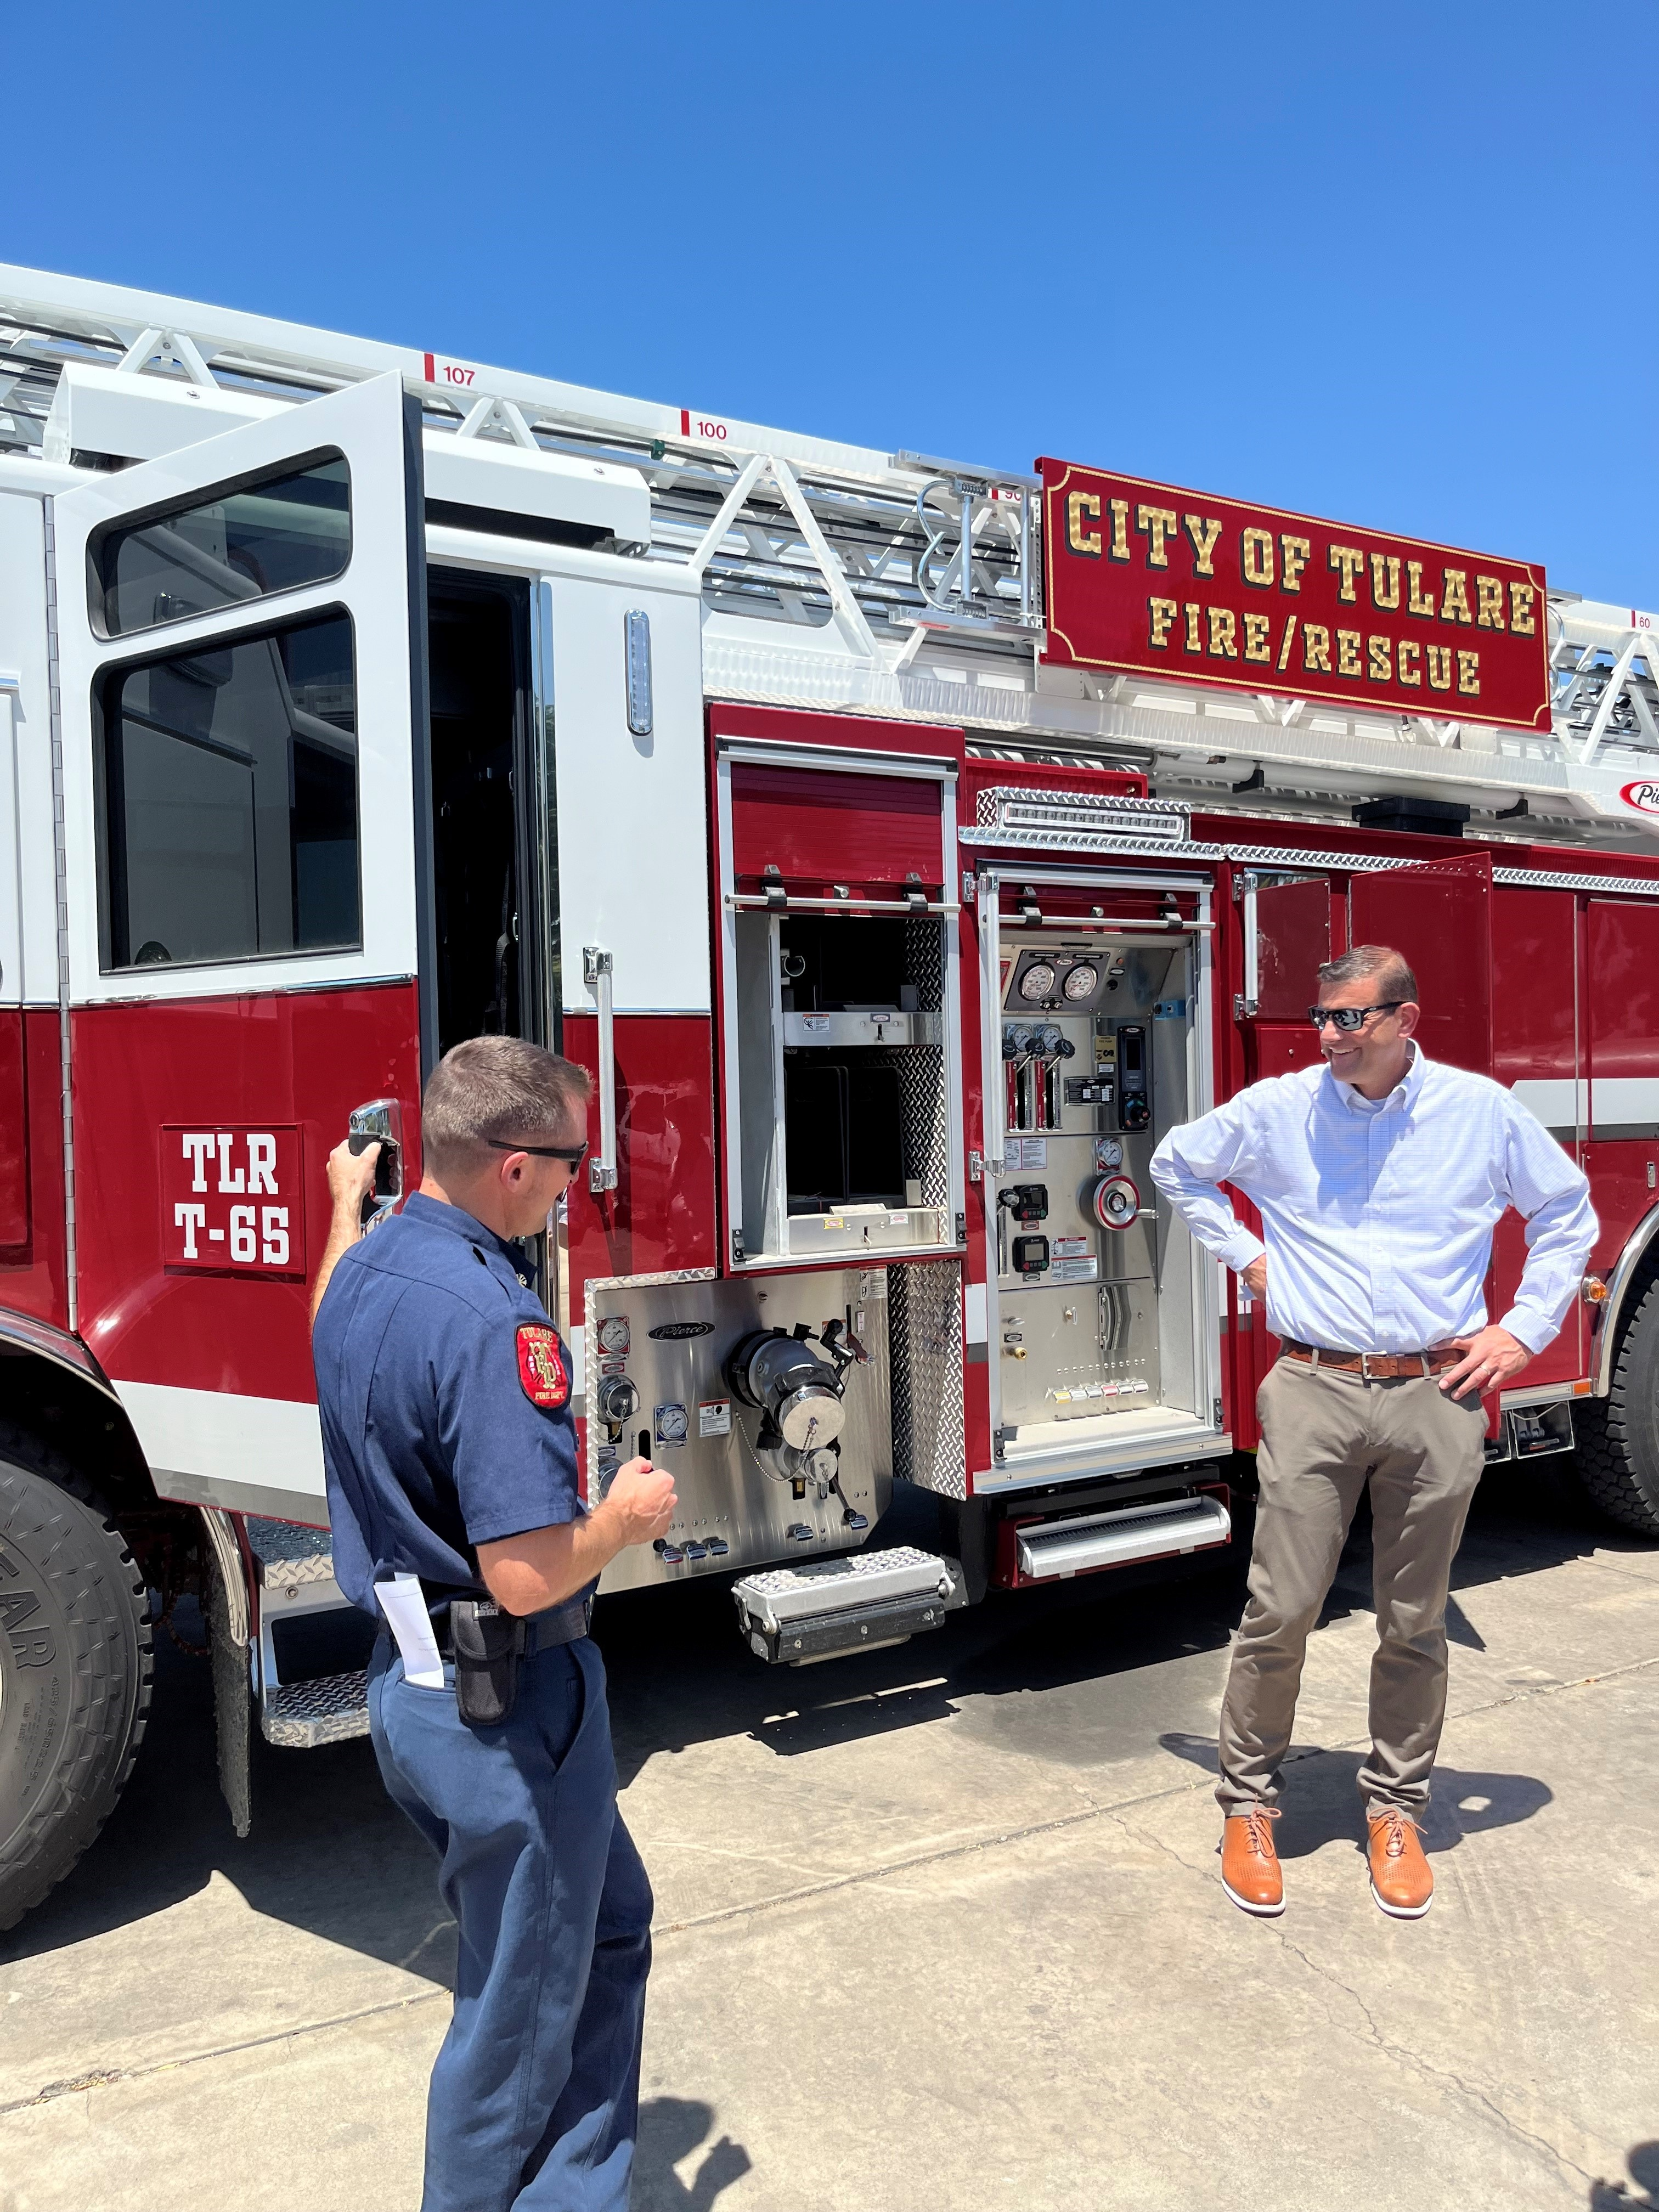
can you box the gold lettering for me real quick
[1475,574,1506,630]
[1207,606,1239,658]
[1280,534,1311,593]
[1242,610,1272,663]
[1182,603,1203,653]
[1108,497,1131,561]
[1241,527,1275,588]
[1277,616,1299,670]
[1398,639,1422,686]
[1183,513,1223,577]
[1328,544,1365,603]
[1302,623,1331,673]
[1066,490,1102,557]
[1426,644,1453,691]
[1457,648,1480,696]
[1509,579,1537,635]
[1136,504,1180,567]
[1336,629,1363,677]
[1440,569,1473,625]
[1147,597,1179,648]
[1370,554,1401,610]
[1406,561,1437,618]
[1367,635,1392,682]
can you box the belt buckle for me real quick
[1359,1352,1380,1381]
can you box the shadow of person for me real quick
[1589,2140,1659,2207]
[632,2096,753,2210]
[1156,1733,1552,1859]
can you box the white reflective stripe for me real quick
[964,1281,988,1345]
[112,1378,325,1504]
[1510,1079,1585,1130]
[1592,1077,1659,1127]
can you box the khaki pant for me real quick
[1217,1355,1486,1821]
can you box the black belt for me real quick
[432,1594,591,1656]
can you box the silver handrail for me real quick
[583,946,618,1194]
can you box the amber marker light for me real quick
[1582,1277,1610,1305]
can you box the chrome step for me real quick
[1016,1493,1231,1581]
[733,1546,966,1664]
[261,1668,370,1748]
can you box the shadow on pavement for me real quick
[0,1453,1638,1979]
[634,2097,752,2210]
[1590,2140,1659,2208]
[1155,1732,1552,1856]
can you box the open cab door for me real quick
[52,372,430,1526]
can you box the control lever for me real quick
[347,1099,404,1230]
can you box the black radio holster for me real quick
[450,1598,526,1726]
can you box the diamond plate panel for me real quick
[261,1670,370,1747]
[245,1517,336,1587]
[888,1259,967,1498]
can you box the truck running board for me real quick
[246,1518,372,1748]
[1015,1493,1231,1581]
[733,1547,967,1665]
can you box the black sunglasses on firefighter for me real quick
[483,1137,589,1164]
[1307,1002,1405,1032]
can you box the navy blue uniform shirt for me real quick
[313,1192,587,1614]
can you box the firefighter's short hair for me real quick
[1316,943,1419,1005]
[421,1035,591,1175]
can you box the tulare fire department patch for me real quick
[515,1325,569,1410]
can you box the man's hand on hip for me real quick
[1239,1255,1267,1300]
[1440,1325,1531,1400]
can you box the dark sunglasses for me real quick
[484,1137,588,1164]
[1307,1002,1404,1032]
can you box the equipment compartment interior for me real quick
[733,911,950,1264]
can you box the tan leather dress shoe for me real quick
[1221,1808,1284,1916]
[1367,1809,1433,1918]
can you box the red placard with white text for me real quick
[1040,458,1551,733]
[160,1125,306,1279]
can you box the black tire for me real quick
[0,1428,152,1931]
[1576,1276,1659,1537]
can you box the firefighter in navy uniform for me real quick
[311,1036,677,2212]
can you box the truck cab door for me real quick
[52,373,429,1523]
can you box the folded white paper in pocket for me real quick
[375,1572,447,1689]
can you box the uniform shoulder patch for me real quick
[515,1324,569,1409]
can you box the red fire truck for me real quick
[2,263,1656,1930]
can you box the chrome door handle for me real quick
[347,1098,405,1228]
[583,946,618,1194]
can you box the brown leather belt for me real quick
[1282,1339,1462,1381]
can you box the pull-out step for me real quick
[245,1516,372,1747]
[1015,1492,1231,1582]
[733,1547,966,1664]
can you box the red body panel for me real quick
[562,1014,717,1322]
[0,1009,27,1249]
[0,1011,69,1327]
[71,984,421,1400]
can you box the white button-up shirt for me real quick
[1149,1047,1596,1355]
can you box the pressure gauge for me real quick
[596,1316,630,1356]
[1018,962,1057,1001]
[1036,1024,1063,1054]
[1094,1137,1124,1171]
[654,1402,690,1447]
[1063,962,1099,1001]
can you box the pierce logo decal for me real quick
[516,1325,569,1409]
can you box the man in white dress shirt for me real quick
[1150,944,1595,1919]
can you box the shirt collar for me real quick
[402,1190,520,1262]
[1327,1040,1424,1114]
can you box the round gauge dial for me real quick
[1018,962,1057,1001]
[654,1402,689,1444]
[1063,962,1099,1001]
[1094,1138,1125,1170]
[596,1316,631,1355]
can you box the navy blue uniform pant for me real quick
[368,1632,652,2212]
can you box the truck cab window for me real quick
[91,453,351,637]
[97,610,359,970]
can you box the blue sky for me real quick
[9,2,1656,608]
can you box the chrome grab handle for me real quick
[978,874,1005,1176]
[583,946,618,1194]
[347,1098,404,1228]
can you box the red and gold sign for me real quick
[1039,459,1551,733]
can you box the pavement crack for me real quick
[0,1990,449,2117]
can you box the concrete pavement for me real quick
[2,1458,1656,2210]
